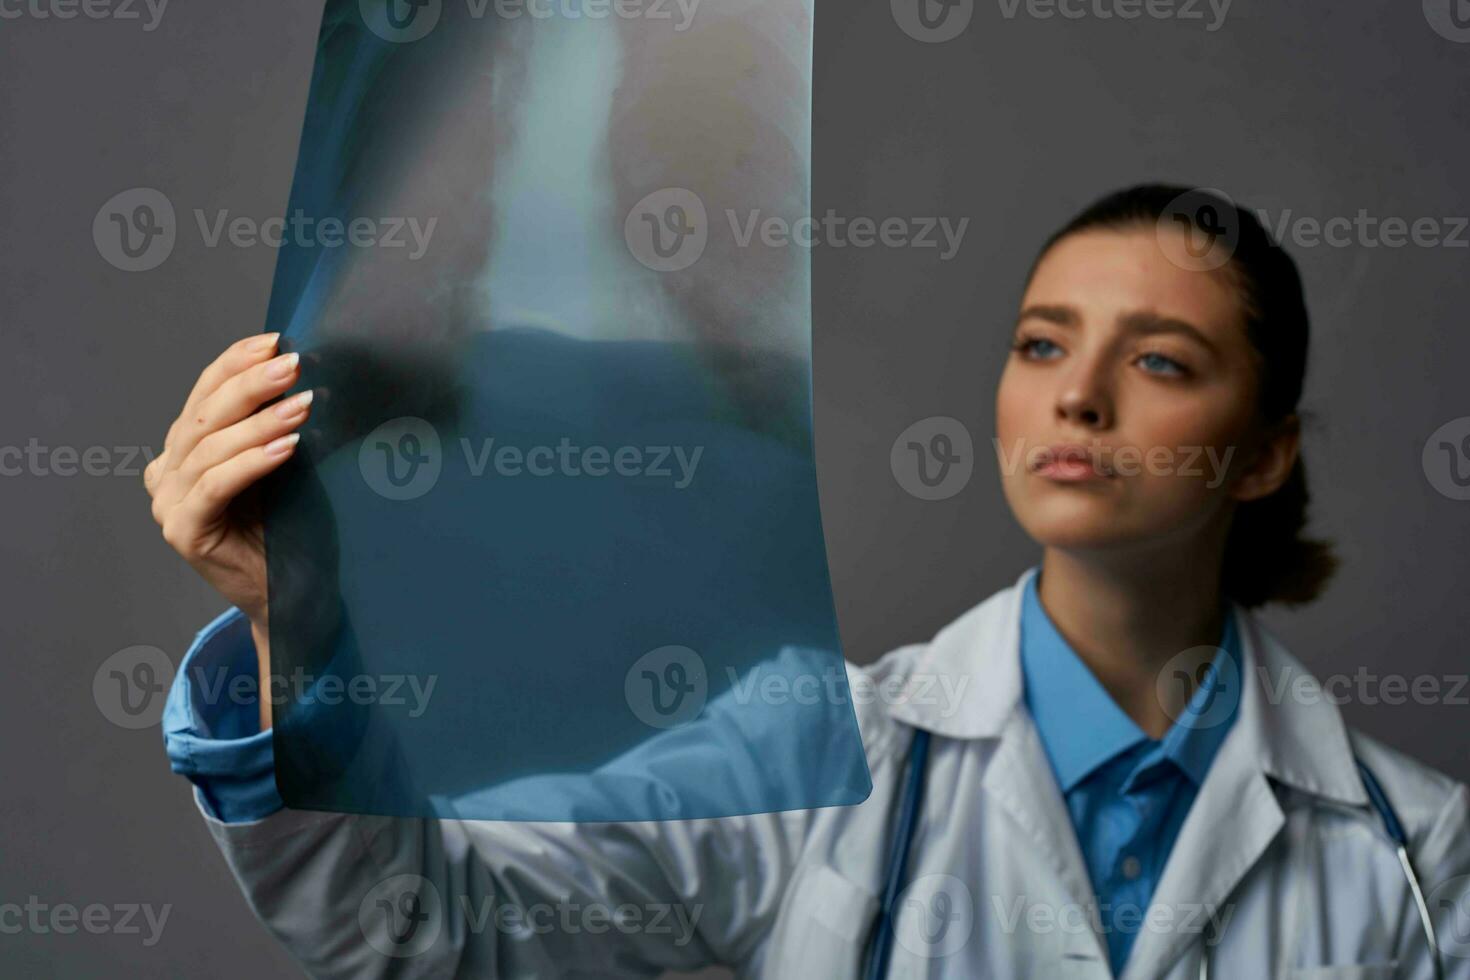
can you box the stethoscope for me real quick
[860,728,1447,980]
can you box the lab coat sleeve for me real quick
[198,798,809,978]
[186,641,861,977]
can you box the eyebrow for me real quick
[1015,305,1219,355]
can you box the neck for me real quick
[1036,544,1230,739]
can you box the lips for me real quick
[1032,443,1113,478]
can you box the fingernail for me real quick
[264,432,300,457]
[274,389,314,419]
[250,332,281,353]
[265,352,300,380]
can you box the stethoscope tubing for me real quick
[863,727,1446,980]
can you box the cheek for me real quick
[994,366,1036,442]
[1121,399,1252,504]
[1122,382,1248,456]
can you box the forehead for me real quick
[1022,227,1245,339]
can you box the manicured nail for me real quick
[264,432,300,458]
[265,352,300,380]
[274,389,314,419]
[250,332,281,353]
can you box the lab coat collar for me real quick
[887,566,1372,978]
[885,564,1370,809]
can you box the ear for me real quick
[1231,414,1300,503]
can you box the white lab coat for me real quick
[195,567,1470,978]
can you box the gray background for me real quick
[2,0,1468,976]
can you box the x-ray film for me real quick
[260,0,871,819]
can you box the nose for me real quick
[1055,356,1113,429]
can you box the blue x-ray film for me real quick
[260,0,871,819]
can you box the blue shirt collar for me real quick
[1019,571,1241,792]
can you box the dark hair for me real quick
[1032,183,1338,608]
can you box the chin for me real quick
[1009,492,1141,550]
[1022,520,1137,551]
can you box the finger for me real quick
[161,433,301,560]
[176,389,314,486]
[166,351,301,475]
[151,365,306,517]
[168,333,281,452]
[143,449,168,496]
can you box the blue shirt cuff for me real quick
[162,607,283,823]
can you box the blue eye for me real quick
[1138,352,1187,376]
[1015,337,1062,359]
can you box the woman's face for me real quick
[995,225,1296,555]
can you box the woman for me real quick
[146,185,1470,978]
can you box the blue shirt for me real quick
[163,608,283,823]
[1019,571,1241,976]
